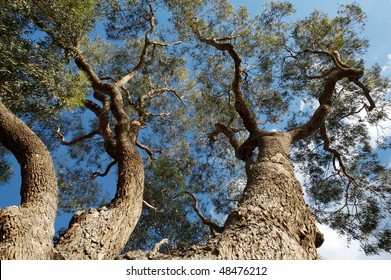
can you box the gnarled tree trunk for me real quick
[199,133,322,259]
[54,121,145,260]
[0,101,58,259]
[0,101,145,260]
[122,133,322,260]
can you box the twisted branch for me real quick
[91,160,117,179]
[136,141,162,159]
[288,50,371,142]
[56,125,99,146]
[319,122,356,182]
[191,24,260,135]
[184,191,224,234]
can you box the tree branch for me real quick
[184,191,224,234]
[319,122,356,182]
[83,99,117,159]
[151,238,170,255]
[288,51,372,142]
[191,24,260,135]
[115,4,155,88]
[136,141,162,159]
[150,40,182,47]
[350,78,375,111]
[143,200,164,213]
[213,123,240,155]
[56,125,100,146]
[91,160,118,179]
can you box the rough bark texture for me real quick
[55,121,144,260]
[0,101,58,260]
[122,133,322,260]
[204,133,320,259]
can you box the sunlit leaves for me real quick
[30,0,99,48]
[62,71,89,110]
[292,4,369,57]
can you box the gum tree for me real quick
[0,0,390,259]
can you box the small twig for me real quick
[143,200,164,213]
[146,112,171,121]
[150,40,182,47]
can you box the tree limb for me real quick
[151,238,170,255]
[319,122,356,182]
[136,141,162,159]
[288,51,371,142]
[350,78,376,111]
[214,123,241,153]
[83,99,117,159]
[191,24,260,135]
[91,160,117,179]
[56,125,100,146]
[184,191,224,234]
[115,4,155,88]
[143,200,164,213]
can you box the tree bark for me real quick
[0,101,58,260]
[54,121,144,260]
[122,132,323,260]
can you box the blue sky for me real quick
[1,0,390,260]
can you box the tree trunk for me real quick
[54,121,144,260]
[0,101,58,260]
[122,132,323,260]
[202,133,321,259]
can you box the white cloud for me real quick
[317,224,391,260]
[366,117,391,148]
[382,54,391,76]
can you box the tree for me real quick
[0,0,390,260]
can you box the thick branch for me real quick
[214,123,241,153]
[301,49,350,69]
[84,99,117,158]
[73,49,109,93]
[192,26,260,135]
[289,53,370,142]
